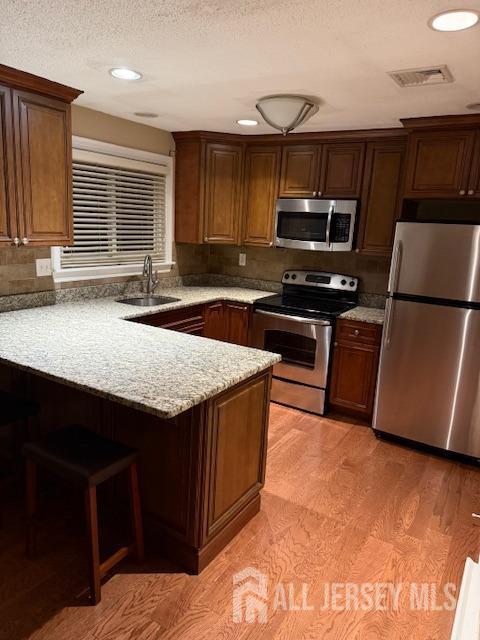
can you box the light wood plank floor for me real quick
[1,404,479,639]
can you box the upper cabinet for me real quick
[279,145,320,197]
[173,134,244,245]
[401,116,480,199]
[319,143,365,197]
[242,145,281,246]
[279,142,365,198]
[357,140,406,256]
[0,64,81,248]
[204,143,243,244]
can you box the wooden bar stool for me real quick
[22,425,144,605]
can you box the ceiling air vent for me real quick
[388,65,454,88]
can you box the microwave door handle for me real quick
[325,204,334,248]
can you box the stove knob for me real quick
[341,279,347,286]
[349,281,355,287]
[291,274,297,280]
[284,274,290,279]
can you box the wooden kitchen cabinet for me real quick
[224,302,251,346]
[402,130,475,198]
[279,144,320,197]
[0,65,81,248]
[319,143,365,197]
[467,132,480,197]
[357,140,406,256]
[329,319,382,420]
[131,305,205,335]
[0,85,17,245]
[204,142,244,244]
[242,145,281,246]
[204,301,226,340]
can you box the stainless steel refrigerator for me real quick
[373,221,480,458]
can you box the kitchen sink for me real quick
[117,295,181,307]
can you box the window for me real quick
[52,137,173,282]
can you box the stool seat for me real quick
[22,426,138,487]
[0,391,38,427]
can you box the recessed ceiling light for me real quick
[237,119,258,126]
[109,67,142,81]
[429,9,479,32]
[134,112,159,118]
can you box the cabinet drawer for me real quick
[336,319,382,346]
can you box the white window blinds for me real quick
[60,149,169,269]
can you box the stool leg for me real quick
[26,460,37,558]
[84,486,101,605]
[128,462,144,563]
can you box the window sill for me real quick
[52,262,175,284]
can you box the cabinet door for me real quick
[319,143,365,197]
[225,303,250,346]
[467,131,480,198]
[204,301,226,340]
[204,143,243,244]
[403,130,474,198]
[242,146,281,246]
[279,145,320,197]
[0,85,17,246]
[357,141,405,256]
[329,342,379,417]
[13,90,72,246]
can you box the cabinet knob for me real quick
[459,190,466,195]
[468,189,474,195]
[204,236,208,242]
[313,191,317,197]
[13,237,20,246]
[354,329,360,336]
[317,191,322,196]
[334,341,338,347]
[22,237,29,245]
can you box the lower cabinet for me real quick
[329,319,382,420]
[133,300,251,347]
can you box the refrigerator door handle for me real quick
[384,299,395,349]
[388,240,403,294]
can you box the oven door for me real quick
[251,309,332,388]
[274,198,356,252]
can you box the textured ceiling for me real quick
[2,0,480,134]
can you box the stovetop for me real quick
[253,270,358,320]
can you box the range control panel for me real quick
[282,270,358,292]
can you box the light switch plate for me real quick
[239,253,246,267]
[35,258,52,277]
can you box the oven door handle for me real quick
[325,203,334,248]
[254,309,331,326]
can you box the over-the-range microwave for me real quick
[274,198,357,252]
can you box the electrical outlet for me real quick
[238,252,246,267]
[35,258,52,277]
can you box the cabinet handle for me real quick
[22,237,29,245]
[13,237,20,246]
[459,190,466,196]
[468,189,474,195]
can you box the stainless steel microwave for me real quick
[274,198,357,252]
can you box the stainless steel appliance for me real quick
[252,270,358,414]
[274,198,357,252]
[373,221,480,459]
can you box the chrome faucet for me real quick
[142,255,158,295]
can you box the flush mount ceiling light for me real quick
[237,119,258,126]
[256,95,318,135]
[109,67,142,81]
[429,9,479,31]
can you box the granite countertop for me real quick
[0,287,280,420]
[339,306,385,325]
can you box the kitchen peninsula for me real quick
[0,287,280,573]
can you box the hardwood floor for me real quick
[1,404,479,639]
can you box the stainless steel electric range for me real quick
[251,270,358,415]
